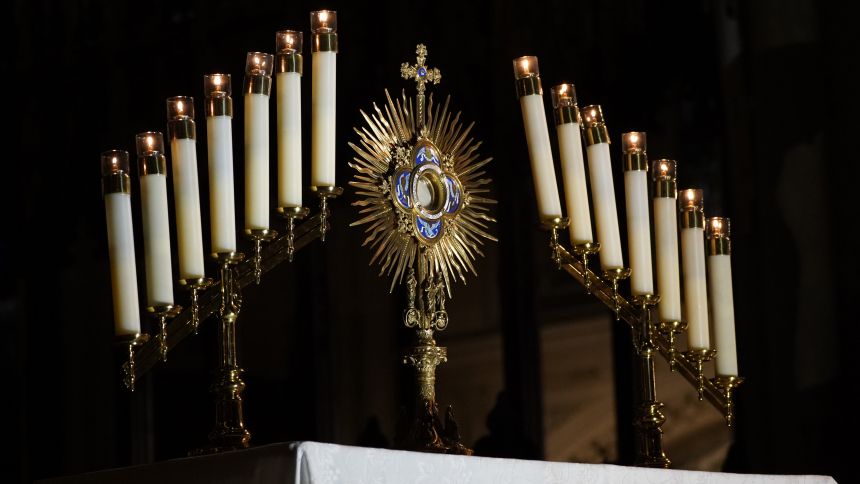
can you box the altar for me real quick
[37,442,836,484]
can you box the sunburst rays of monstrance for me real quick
[348,44,497,454]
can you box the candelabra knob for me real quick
[540,217,570,269]
[113,333,150,391]
[656,321,688,371]
[711,376,744,426]
[276,206,311,262]
[309,186,344,241]
[683,348,717,401]
[145,305,182,362]
[243,229,278,284]
[602,268,631,320]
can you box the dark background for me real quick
[6,0,857,482]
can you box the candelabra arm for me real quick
[553,245,730,413]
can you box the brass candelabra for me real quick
[542,219,743,468]
[113,188,342,455]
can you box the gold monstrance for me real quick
[349,44,496,455]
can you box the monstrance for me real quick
[348,44,496,455]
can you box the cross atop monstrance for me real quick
[401,44,441,132]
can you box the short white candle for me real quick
[244,52,274,230]
[707,217,738,377]
[581,106,623,270]
[652,160,682,323]
[680,189,710,350]
[166,97,206,280]
[551,84,592,242]
[101,151,141,336]
[136,133,174,307]
[311,11,338,187]
[204,74,237,253]
[621,133,653,295]
[275,31,303,207]
[513,56,562,220]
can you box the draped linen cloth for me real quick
[38,441,836,484]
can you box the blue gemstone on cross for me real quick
[418,67,426,78]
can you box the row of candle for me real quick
[101,11,339,337]
[513,56,738,378]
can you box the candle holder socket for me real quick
[656,321,687,371]
[145,305,182,362]
[114,333,150,391]
[711,376,744,426]
[683,348,717,401]
[540,217,570,269]
[309,186,344,242]
[276,206,310,262]
[243,229,278,284]
[602,268,631,320]
[573,243,600,293]
[177,277,214,333]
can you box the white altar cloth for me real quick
[38,441,836,484]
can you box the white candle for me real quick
[310,11,337,187]
[621,132,653,295]
[167,97,206,280]
[581,106,623,270]
[513,56,562,220]
[204,74,237,253]
[652,160,682,323]
[707,217,738,377]
[680,189,710,350]
[136,133,174,307]
[244,52,274,230]
[551,83,592,242]
[276,31,303,207]
[101,150,141,335]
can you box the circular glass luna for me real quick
[411,162,449,221]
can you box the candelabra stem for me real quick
[320,197,329,242]
[276,206,310,263]
[541,218,570,271]
[550,228,561,269]
[160,316,168,361]
[243,230,277,285]
[631,295,670,468]
[193,252,250,455]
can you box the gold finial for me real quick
[400,44,441,131]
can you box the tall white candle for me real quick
[652,160,682,323]
[680,189,710,350]
[166,96,206,280]
[244,52,274,230]
[101,151,141,335]
[513,56,562,220]
[621,133,653,295]
[136,133,174,308]
[276,31,303,207]
[551,84,592,242]
[310,11,338,187]
[707,217,738,377]
[581,106,623,270]
[204,74,237,253]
